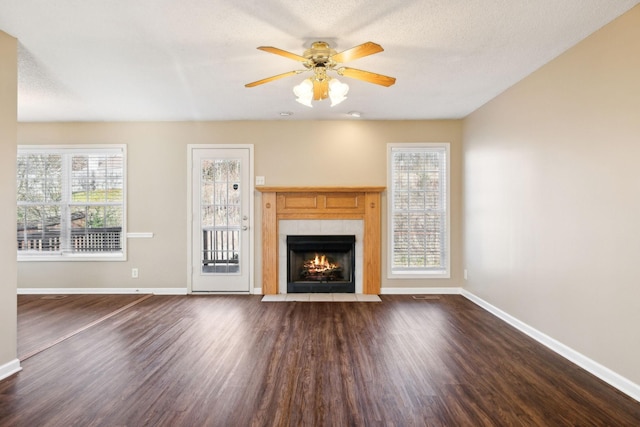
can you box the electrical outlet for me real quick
[464,269,468,280]
[256,176,265,185]
[132,268,139,279]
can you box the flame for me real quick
[303,253,339,274]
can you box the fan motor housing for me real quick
[303,41,337,67]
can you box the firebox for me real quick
[287,235,356,293]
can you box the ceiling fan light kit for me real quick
[293,78,314,107]
[328,79,349,106]
[245,41,396,108]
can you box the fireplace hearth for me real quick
[287,235,356,293]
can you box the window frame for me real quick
[387,142,450,279]
[17,144,127,262]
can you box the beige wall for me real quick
[17,120,463,291]
[463,5,640,385]
[0,31,18,373]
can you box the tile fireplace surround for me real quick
[279,220,363,294]
[256,187,385,295]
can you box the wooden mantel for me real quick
[257,186,385,295]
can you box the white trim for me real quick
[0,359,22,381]
[17,144,125,153]
[248,147,256,294]
[187,147,193,292]
[152,288,188,295]
[17,144,128,261]
[186,144,255,294]
[126,232,154,238]
[253,287,262,295]
[460,289,640,403]
[386,142,451,279]
[191,291,251,295]
[18,287,188,295]
[380,287,462,294]
[18,253,125,262]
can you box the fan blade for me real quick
[245,70,301,88]
[257,46,308,62]
[331,42,384,63]
[338,67,396,87]
[313,80,329,100]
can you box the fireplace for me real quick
[287,235,356,293]
[257,186,384,295]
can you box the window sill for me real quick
[18,253,126,262]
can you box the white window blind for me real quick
[17,146,126,260]
[388,143,449,277]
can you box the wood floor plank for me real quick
[2,294,639,426]
[17,293,151,360]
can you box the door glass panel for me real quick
[201,159,241,274]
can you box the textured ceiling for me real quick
[0,0,638,122]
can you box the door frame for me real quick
[186,144,255,294]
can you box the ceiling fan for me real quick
[245,41,396,107]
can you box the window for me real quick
[388,143,449,277]
[17,145,126,260]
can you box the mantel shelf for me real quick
[257,186,385,193]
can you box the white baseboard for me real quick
[152,288,188,295]
[380,287,463,295]
[0,358,21,381]
[460,289,640,403]
[18,288,188,295]
[253,287,262,295]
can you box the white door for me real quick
[190,147,252,292]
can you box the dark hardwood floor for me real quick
[17,294,151,360]
[2,294,639,426]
